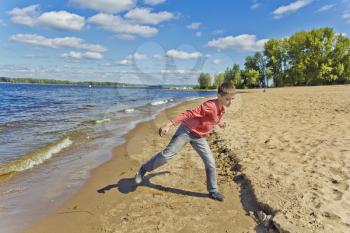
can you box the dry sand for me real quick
[25,85,350,233]
[215,85,350,233]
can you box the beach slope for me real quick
[25,98,255,233]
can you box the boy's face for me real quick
[218,93,235,107]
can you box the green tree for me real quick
[244,52,268,88]
[286,27,339,85]
[241,70,259,88]
[224,64,241,88]
[198,73,212,89]
[264,38,288,87]
[208,27,350,88]
[213,73,225,89]
[330,34,350,84]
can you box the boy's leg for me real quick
[142,124,191,172]
[190,137,218,193]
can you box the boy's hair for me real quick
[218,82,235,96]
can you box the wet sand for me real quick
[25,85,350,233]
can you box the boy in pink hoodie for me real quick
[135,83,236,201]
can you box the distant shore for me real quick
[0,79,220,92]
[0,77,146,87]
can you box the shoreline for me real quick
[24,97,255,233]
[20,85,350,233]
[0,92,215,233]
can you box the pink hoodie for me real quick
[171,99,225,137]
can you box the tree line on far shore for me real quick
[0,77,143,87]
[197,27,350,89]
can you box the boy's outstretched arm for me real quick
[159,121,174,137]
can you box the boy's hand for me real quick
[159,121,173,137]
[218,121,226,129]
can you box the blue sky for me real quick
[0,0,349,85]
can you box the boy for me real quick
[135,83,235,202]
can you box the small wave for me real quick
[81,104,96,108]
[187,97,205,101]
[1,186,27,195]
[124,108,135,113]
[81,118,111,125]
[150,99,174,106]
[0,137,72,176]
[0,123,21,132]
[95,118,111,124]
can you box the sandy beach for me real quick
[25,85,350,233]
[216,85,350,232]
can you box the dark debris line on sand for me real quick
[209,133,289,233]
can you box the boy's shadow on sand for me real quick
[97,171,208,198]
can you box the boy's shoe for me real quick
[209,191,225,202]
[134,166,147,185]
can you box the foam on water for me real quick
[0,137,72,176]
[150,98,174,106]
[124,108,135,113]
[187,96,205,101]
[95,118,111,124]
[151,99,168,106]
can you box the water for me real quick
[0,83,215,233]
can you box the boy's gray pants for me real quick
[142,124,218,193]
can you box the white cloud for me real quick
[84,51,104,60]
[88,13,158,37]
[273,0,313,19]
[166,49,202,59]
[7,4,39,26]
[117,59,132,65]
[207,34,268,52]
[37,11,84,30]
[8,5,85,30]
[114,34,136,40]
[195,32,202,37]
[62,51,82,59]
[343,10,350,23]
[127,52,148,60]
[212,59,221,65]
[10,34,107,52]
[187,22,201,30]
[124,7,174,25]
[144,0,166,6]
[117,52,148,65]
[316,4,336,13]
[160,69,199,75]
[70,0,136,14]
